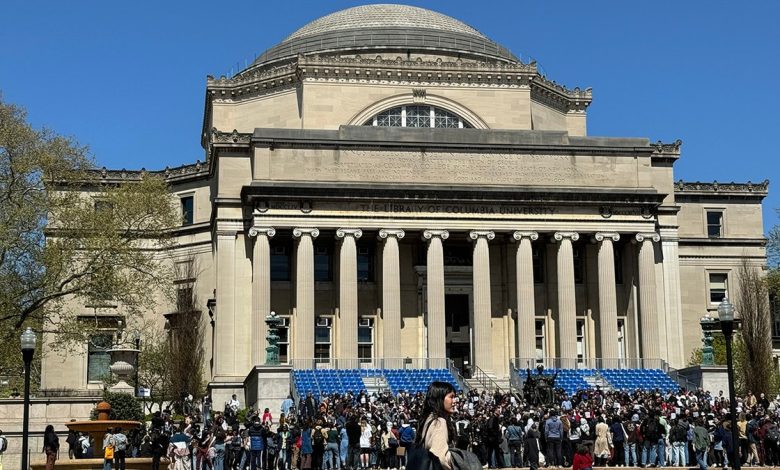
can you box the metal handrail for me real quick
[289,370,300,406]
[510,357,671,371]
[470,364,506,394]
[446,359,470,393]
[290,357,451,370]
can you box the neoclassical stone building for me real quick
[40,4,768,406]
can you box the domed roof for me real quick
[250,4,518,68]
[284,4,487,42]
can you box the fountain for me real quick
[64,400,142,455]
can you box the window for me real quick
[271,244,291,281]
[709,273,728,304]
[277,317,290,364]
[443,245,471,266]
[181,196,194,225]
[87,334,113,382]
[535,319,546,363]
[314,317,332,363]
[532,246,544,284]
[94,200,113,213]
[573,246,585,284]
[358,317,374,363]
[176,285,193,312]
[707,211,723,238]
[576,319,587,364]
[314,244,332,282]
[365,105,473,128]
[357,245,374,282]
[617,319,626,360]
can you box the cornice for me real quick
[674,179,769,197]
[205,54,591,113]
[82,161,209,186]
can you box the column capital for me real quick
[248,227,276,238]
[512,231,539,242]
[468,230,495,241]
[336,228,363,239]
[634,232,660,243]
[593,232,620,243]
[378,229,405,240]
[553,231,580,242]
[422,229,449,241]
[293,227,320,239]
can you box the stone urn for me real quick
[108,347,139,394]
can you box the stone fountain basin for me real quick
[66,420,142,450]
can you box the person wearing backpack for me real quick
[113,427,129,470]
[103,428,115,470]
[692,418,709,470]
[248,419,266,470]
[670,419,688,467]
[397,422,414,469]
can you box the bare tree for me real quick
[734,258,774,395]
[167,254,206,412]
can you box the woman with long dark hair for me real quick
[414,381,457,470]
[43,424,60,470]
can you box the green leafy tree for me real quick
[92,391,144,422]
[0,96,179,384]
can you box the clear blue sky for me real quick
[2,0,778,232]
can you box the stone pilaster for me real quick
[379,229,405,359]
[469,230,495,373]
[336,228,362,359]
[593,232,620,360]
[635,232,661,359]
[293,228,319,360]
[423,230,449,360]
[553,231,579,363]
[512,231,538,361]
[249,227,276,366]
[215,230,237,376]
[661,232,684,367]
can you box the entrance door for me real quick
[445,294,471,375]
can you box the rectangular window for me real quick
[357,245,374,282]
[573,246,584,284]
[314,245,332,282]
[358,317,374,363]
[535,319,546,363]
[87,334,113,382]
[277,317,290,364]
[94,200,113,213]
[181,196,194,226]
[314,317,331,363]
[532,246,544,284]
[709,273,728,304]
[576,319,587,364]
[176,285,193,312]
[707,211,723,238]
[271,244,290,281]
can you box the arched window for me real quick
[364,105,473,128]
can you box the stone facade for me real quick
[38,5,768,410]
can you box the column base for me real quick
[244,365,293,414]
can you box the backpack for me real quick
[388,435,399,447]
[313,430,325,446]
[400,426,415,444]
[113,434,128,452]
[768,427,780,443]
[230,436,243,451]
[250,435,264,451]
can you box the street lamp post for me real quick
[717,298,740,470]
[20,327,37,470]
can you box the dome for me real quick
[250,4,518,68]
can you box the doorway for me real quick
[445,294,471,375]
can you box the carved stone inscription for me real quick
[273,149,637,187]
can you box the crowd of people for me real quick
[51,381,780,470]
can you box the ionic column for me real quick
[635,232,661,359]
[293,228,319,360]
[336,228,362,359]
[423,230,449,360]
[593,232,620,360]
[513,231,538,361]
[469,230,495,373]
[214,230,237,376]
[554,231,579,363]
[379,229,405,359]
[249,227,276,366]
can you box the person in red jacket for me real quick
[573,444,593,470]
